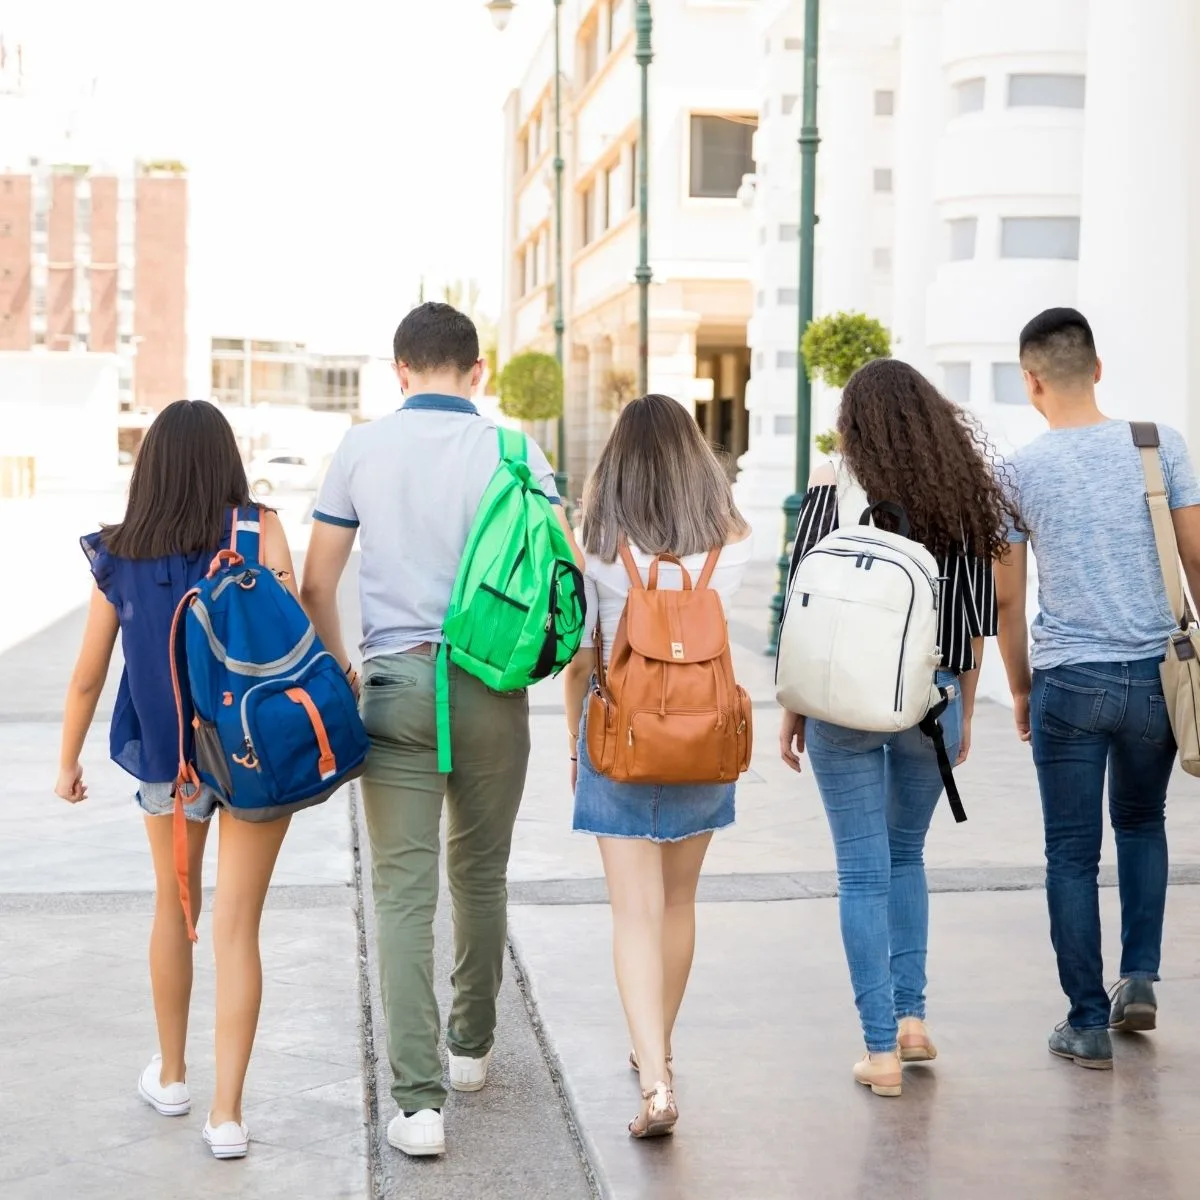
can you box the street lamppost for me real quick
[767,0,821,656]
[487,0,569,504]
[634,1,653,398]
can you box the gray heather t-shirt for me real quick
[1007,419,1200,670]
[314,394,559,660]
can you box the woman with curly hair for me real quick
[779,357,1016,1098]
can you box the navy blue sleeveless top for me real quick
[82,508,260,784]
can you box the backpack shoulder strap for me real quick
[497,426,528,465]
[227,506,263,566]
[1131,422,1187,623]
[617,541,645,590]
[697,547,721,590]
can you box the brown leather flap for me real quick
[624,586,728,663]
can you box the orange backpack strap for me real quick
[618,542,645,590]
[697,547,722,590]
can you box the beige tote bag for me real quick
[1133,421,1200,776]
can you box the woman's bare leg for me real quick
[660,832,713,1055]
[598,837,670,1093]
[143,814,210,1083]
[209,812,290,1126]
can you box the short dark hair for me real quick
[102,399,251,559]
[1019,307,1097,384]
[392,302,480,374]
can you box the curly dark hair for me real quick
[837,359,1018,560]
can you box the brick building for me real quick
[0,161,188,413]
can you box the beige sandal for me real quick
[629,1081,678,1139]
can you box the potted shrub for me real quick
[801,311,892,456]
[497,352,564,422]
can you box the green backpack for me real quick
[436,426,586,771]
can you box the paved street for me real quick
[4,506,1200,1198]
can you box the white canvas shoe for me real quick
[387,1109,445,1157]
[203,1116,250,1160]
[137,1055,191,1116]
[448,1049,492,1093]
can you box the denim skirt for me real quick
[572,707,736,843]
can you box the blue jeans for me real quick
[805,672,963,1053]
[1031,659,1175,1030]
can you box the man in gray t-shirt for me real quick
[300,303,579,1158]
[996,308,1200,1070]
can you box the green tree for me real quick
[801,311,891,390]
[497,352,563,422]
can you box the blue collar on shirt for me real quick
[400,394,479,415]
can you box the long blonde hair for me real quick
[580,393,747,563]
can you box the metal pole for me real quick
[634,1,653,397]
[767,0,820,656]
[552,0,569,503]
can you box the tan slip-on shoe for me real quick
[898,1017,938,1063]
[853,1050,903,1097]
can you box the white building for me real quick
[497,0,760,497]
[497,0,1200,550]
[739,0,1200,555]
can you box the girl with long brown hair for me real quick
[779,359,1016,1097]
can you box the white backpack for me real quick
[776,467,944,732]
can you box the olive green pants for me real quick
[359,649,530,1113]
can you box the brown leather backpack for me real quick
[586,544,752,785]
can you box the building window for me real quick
[993,363,1028,405]
[605,1,615,54]
[579,22,599,86]
[1000,216,1080,260]
[778,287,799,305]
[873,168,893,193]
[604,166,618,228]
[784,38,803,51]
[947,217,978,261]
[1007,74,1086,109]
[942,362,972,405]
[777,350,798,369]
[779,224,799,242]
[953,78,986,115]
[518,132,529,177]
[873,248,892,271]
[781,95,798,116]
[689,114,758,199]
[875,90,895,117]
[581,186,594,248]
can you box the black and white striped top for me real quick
[788,484,997,675]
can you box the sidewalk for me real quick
[5,552,1200,1198]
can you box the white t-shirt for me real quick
[580,537,753,667]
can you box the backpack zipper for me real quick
[827,535,939,604]
[237,651,340,767]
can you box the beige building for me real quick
[497,0,760,496]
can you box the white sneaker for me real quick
[448,1048,492,1093]
[203,1116,250,1160]
[137,1055,190,1116]
[387,1109,445,1157]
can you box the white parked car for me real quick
[248,452,319,496]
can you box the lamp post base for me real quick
[765,490,804,657]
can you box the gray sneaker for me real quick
[1109,978,1158,1032]
[1049,1021,1113,1070]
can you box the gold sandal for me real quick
[628,1050,674,1082]
[629,1081,678,1139]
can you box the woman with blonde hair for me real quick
[562,393,752,1139]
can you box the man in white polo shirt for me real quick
[301,303,578,1158]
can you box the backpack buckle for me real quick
[671,642,684,660]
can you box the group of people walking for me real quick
[56,301,1198,1161]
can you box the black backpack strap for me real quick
[918,687,967,824]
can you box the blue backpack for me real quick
[169,508,369,828]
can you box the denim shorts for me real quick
[572,707,736,843]
[135,780,221,823]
